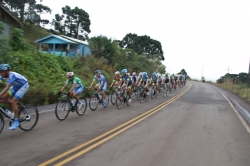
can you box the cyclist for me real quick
[58,72,84,110]
[150,72,159,93]
[136,72,143,85]
[163,72,171,93]
[179,73,183,87]
[131,72,137,94]
[118,69,132,102]
[109,71,121,88]
[89,70,107,106]
[138,72,150,95]
[0,64,29,130]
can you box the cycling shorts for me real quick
[10,82,29,100]
[74,86,84,95]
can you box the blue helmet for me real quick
[0,64,10,71]
[152,72,157,76]
[95,70,101,74]
[121,69,127,74]
[142,72,147,77]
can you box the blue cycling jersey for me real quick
[142,76,149,83]
[121,74,132,83]
[151,76,157,82]
[94,75,106,84]
[0,72,27,90]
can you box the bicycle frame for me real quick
[0,100,14,119]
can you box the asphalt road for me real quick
[0,81,250,166]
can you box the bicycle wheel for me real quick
[76,98,87,116]
[126,95,131,106]
[111,91,117,105]
[19,105,39,131]
[163,87,167,98]
[55,99,70,120]
[89,94,98,111]
[151,87,155,99]
[144,92,149,101]
[139,91,144,103]
[0,113,4,134]
[116,93,124,109]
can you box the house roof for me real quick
[35,34,77,44]
[0,3,23,26]
[61,35,89,45]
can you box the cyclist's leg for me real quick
[73,86,84,108]
[9,83,29,130]
[101,82,107,100]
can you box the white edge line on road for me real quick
[221,93,250,134]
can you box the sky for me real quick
[39,0,250,82]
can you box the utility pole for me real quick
[225,67,232,82]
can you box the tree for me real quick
[5,0,51,25]
[5,0,36,21]
[88,36,116,66]
[117,33,165,60]
[54,5,91,40]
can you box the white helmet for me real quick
[66,72,74,77]
[115,71,120,75]
[132,72,136,76]
[139,72,142,76]
[127,73,131,76]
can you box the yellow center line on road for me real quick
[39,84,192,166]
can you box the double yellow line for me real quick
[39,84,192,166]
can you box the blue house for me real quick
[35,34,91,57]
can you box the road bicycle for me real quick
[110,86,118,105]
[88,88,109,111]
[137,85,149,103]
[116,86,131,109]
[162,83,168,98]
[0,100,39,134]
[151,83,158,99]
[55,92,87,120]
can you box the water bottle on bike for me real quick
[5,109,14,119]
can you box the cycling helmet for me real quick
[95,70,101,74]
[142,72,147,77]
[132,72,136,76]
[162,74,165,77]
[66,72,74,77]
[121,69,127,74]
[139,72,142,76]
[0,64,10,71]
[152,72,157,76]
[127,73,131,76]
[115,71,120,75]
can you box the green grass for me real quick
[23,25,51,49]
[214,82,250,102]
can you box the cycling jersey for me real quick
[141,76,149,85]
[0,72,29,100]
[121,74,132,85]
[113,75,121,82]
[94,75,106,84]
[66,77,83,87]
[158,76,162,83]
[151,76,158,83]
[132,76,137,83]
[1,72,28,90]
[94,75,107,91]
